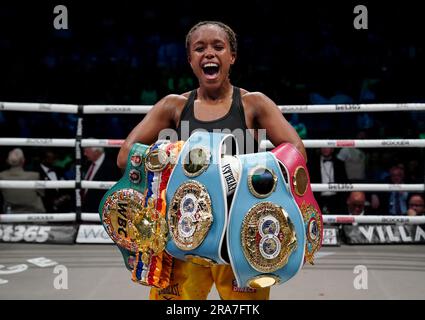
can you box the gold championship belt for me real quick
[99,140,183,288]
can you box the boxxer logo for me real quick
[281,106,309,112]
[381,141,410,146]
[26,138,53,144]
[104,107,132,113]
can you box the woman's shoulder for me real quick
[240,88,271,103]
[240,88,276,111]
[161,92,191,105]
[156,91,193,124]
[155,92,190,112]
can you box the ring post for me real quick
[75,105,83,222]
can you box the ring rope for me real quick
[1,138,425,148]
[261,139,425,149]
[0,180,423,192]
[81,213,102,222]
[323,215,425,225]
[0,180,76,189]
[3,101,425,114]
[83,105,153,114]
[0,213,77,223]
[0,102,78,113]
[80,181,115,189]
[311,183,425,192]
[0,138,77,147]
[1,213,424,225]
[81,139,124,147]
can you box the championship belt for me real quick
[99,141,182,288]
[166,131,237,265]
[271,143,323,264]
[227,151,306,288]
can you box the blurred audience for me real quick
[37,150,72,212]
[406,194,425,216]
[371,165,409,215]
[309,147,348,214]
[387,165,409,215]
[81,147,121,213]
[337,131,367,182]
[346,191,368,216]
[405,159,422,184]
[0,148,46,213]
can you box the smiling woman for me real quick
[116,20,306,300]
[185,21,237,88]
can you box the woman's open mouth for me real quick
[202,63,220,80]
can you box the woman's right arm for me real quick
[117,94,181,169]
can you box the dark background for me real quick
[0,1,424,176]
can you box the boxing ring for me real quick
[1,102,425,300]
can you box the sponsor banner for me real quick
[38,104,52,112]
[76,224,113,243]
[0,224,77,244]
[335,104,361,111]
[322,227,340,246]
[279,105,309,113]
[336,140,355,147]
[343,224,425,244]
[327,183,354,191]
[104,107,132,113]
[25,138,53,145]
[381,140,410,147]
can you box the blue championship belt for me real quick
[165,131,237,265]
[227,151,306,288]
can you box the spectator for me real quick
[0,148,46,213]
[346,191,367,215]
[387,165,409,215]
[308,147,348,214]
[405,159,422,183]
[406,193,425,216]
[82,147,121,213]
[37,150,72,213]
[337,131,367,182]
[372,165,409,215]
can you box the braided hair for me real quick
[185,21,237,56]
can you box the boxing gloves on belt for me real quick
[99,132,323,289]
